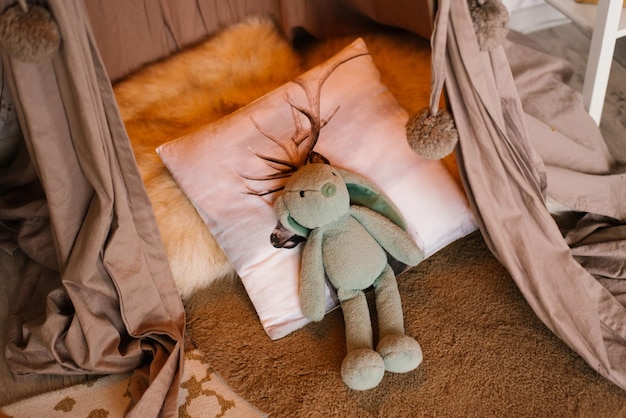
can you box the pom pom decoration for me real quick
[468,0,510,51]
[0,0,60,63]
[406,1,508,162]
[405,108,458,160]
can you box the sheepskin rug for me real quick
[114,16,441,299]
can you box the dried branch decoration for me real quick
[241,51,368,196]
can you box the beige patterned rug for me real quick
[1,349,264,417]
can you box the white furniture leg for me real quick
[582,0,623,124]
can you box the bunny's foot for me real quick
[377,334,423,373]
[341,348,385,390]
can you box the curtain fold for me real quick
[0,0,185,416]
[439,0,626,390]
[83,0,433,83]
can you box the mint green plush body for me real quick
[318,214,387,291]
[274,163,425,390]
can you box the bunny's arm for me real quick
[299,227,327,322]
[350,206,424,267]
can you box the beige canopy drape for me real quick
[0,1,185,416]
[2,0,625,416]
[83,0,434,83]
[437,0,626,390]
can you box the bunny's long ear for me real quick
[274,195,311,238]
[337,168,407,230]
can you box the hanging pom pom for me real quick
[468,0,509,51]
[0,1,60,63]
[406,108,459,160]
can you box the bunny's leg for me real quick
[338,288,384,390]
[373,265,423,373]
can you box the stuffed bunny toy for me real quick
[274,163,424,390]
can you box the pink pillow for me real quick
[158,39,476,339]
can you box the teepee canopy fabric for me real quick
[83,0,435,83]
[1,0,625,415]
[437,0,626,390]
[0,0,185,416]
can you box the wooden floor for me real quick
[526,23,626,163]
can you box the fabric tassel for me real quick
[406,0,459,161]
[468,0,510,51]
[406,108,458,160]
[406,0,505,159]
[0,0,60,62]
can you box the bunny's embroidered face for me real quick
[280,163,350,230]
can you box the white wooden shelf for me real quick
[545,0,625,124]
[546,0,626,35]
